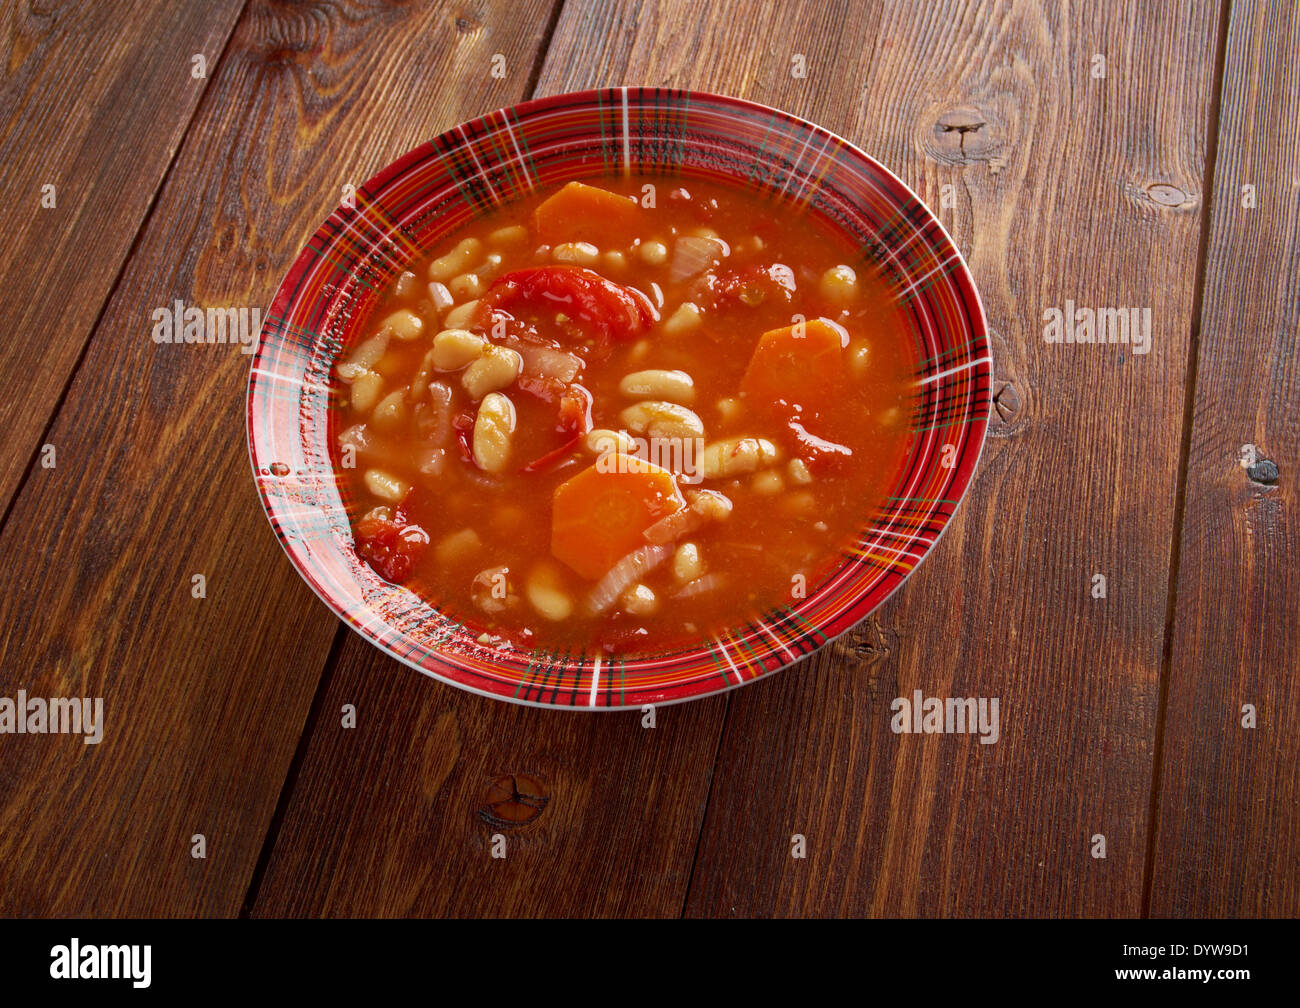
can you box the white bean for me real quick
[619,400,705,440]
[585,428,637,455]
[715,396,743,424]
[787,458,813,484]
[603,250,627,273]
[619,369,695,404]
[364,468,409,503]
[687,489,733,521]
[472,392,516,473]
[448,271,485,301]
[462,346,522,400]
[428,237,483,281]
[370,388,408,433]
[381,307,424,341]
[350,370,384,413]
[698,437,779,479]
[752,469,785,495]
[431,328,486,371]
[661,301,702,335]
[336,331,390,380]
[489,225,529,247]
[553,241,601,266]
[672,542,704,583]
[639,240,669,265]
[443,299,480,329]
[621,583,658,616]
[435,528,482,566]
[423,450,454,481]
[525,564,573,621]
[820,264,859,305]
[337,423,368,456]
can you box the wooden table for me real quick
[0,0,1294,918]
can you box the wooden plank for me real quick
[251,638,728,917]
[681,0,1222,916]
[248,0,893,918]
[0,0,245,514]
[0,0,558,917]
[1148,0,1300,917]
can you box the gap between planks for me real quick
[0,0,250,540]
[1140,0,1234,920]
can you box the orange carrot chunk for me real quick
[740,318,847,415]
[535,181,642,249]
[551,455,685,580]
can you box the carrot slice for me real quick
[535,181,642,248]
[740,318,847,415]
[551,455,685,580]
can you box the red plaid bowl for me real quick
[247,88,990,709]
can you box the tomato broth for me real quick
[330,175,915,654]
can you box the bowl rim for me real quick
[247,85,991,710]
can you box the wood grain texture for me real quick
[1148,0,1300,917]
[5,0,1289,920]
[253,0,1227,918]
[250,639,728,917]
[673,0,1221,916]
[0,0,558,917]
[0,0,245,515]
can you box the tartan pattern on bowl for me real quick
[247,87,991,709]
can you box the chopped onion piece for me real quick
[517,344,583,383]
[642,505,707,545]
[584,543,672,615]
[669,236,725,283]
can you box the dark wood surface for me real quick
[0,0,558,917]
[0,0,245,511]
[0,0,1294,918]
[1147,0,1300,918]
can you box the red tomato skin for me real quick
[481,267,657,345]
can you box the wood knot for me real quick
[922,105,1000,167]
[1247,458,1279,485]
[477,773,549,829]
[986,353,1027,438]
[935,108,987,133]
[1148,183,1190,206]
[454,15,479,33]
[992,382,1020,422]
[837,615,897,700]
[1129,180,1198,211]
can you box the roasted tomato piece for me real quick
[481,267,657,345]
[519,382,593,473]
[704,262,797,310]
[557,383,593,437]
[354,493,429,583]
